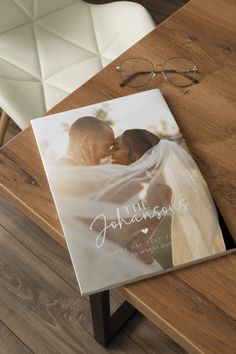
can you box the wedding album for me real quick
[31,89,235,295]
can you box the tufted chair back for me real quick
[0,0,155,129]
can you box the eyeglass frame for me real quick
[116,56,199,88]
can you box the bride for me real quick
[109,129,226,266]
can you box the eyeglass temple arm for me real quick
[163,69,199,84]
[118,69,198,87]
[118,70,152,87]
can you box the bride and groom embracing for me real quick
[57,116,226,269]
[60,115,161,166]
[59,116,173,267]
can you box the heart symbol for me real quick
[141,228,149,234]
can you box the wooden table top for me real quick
[0,0,235,352]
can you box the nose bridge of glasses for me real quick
[153,64,164,74]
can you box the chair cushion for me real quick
[0,0,155,129]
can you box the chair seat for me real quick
[0,0,155,129]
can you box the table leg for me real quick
[217,206,235,248]
[89,290,137,347]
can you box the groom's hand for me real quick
[81,145,97,165]
[88,145,97,165]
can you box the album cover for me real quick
[31,89,235,295]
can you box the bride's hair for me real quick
[122,129,160,162]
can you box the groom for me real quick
[60,116,115,165]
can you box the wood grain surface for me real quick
[0,320,33,354]
[0,0,235,353]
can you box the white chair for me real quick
[0,0,155,145]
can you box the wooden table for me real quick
[0,0,236,352]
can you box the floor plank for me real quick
[121,313,187,354]
[0,320,33,354]
[4,119,21,146]
[0,196,78,291]
[86,0,189,25]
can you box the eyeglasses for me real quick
[116,57,199,88]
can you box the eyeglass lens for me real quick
[118,57,198,88]
[119,58,154,87]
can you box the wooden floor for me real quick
[0,1,189,353]
[87,0,189,25]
